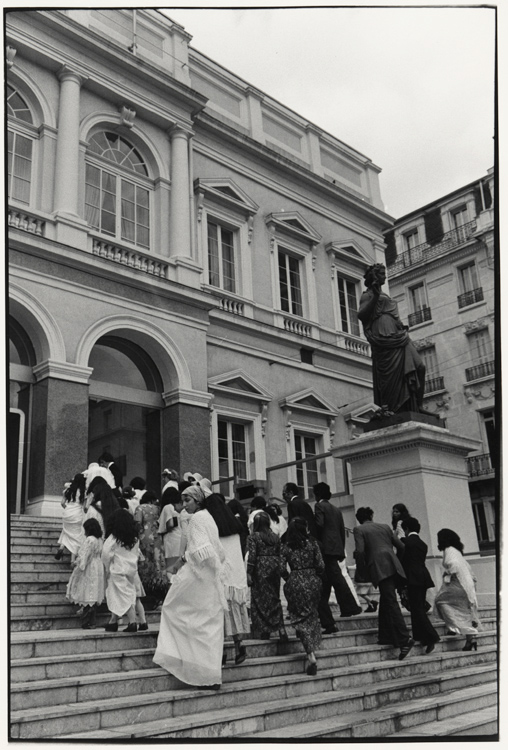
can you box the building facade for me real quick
[385,169,496,553]
[7,9,393,518]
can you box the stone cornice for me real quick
[163,388,213,409]
[33,360,93,383]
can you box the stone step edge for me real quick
[385,704,498,738]
[11,656,496,708]
[10,636,497,689]
[52,681,498,740]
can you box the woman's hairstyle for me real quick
[437,528,464,554]
[130,476,146,491]
[250,496,267,510]
[312,482,331,501]
[265,505,279,524]
[64,473,86,503]
[391,503,411,530]
[252,511,279,546]
[202,493,243,537]
[356,507,374,524]
[83,518,103,539]
[284,482,299,497]
[109,508,139,550]
[140,490,158,505]
[90,479,120,534]
[178,480,192,494]
[285,517,309,550]
[181,485,205,505]
[402,517,421,534]
[98,452,114,464]
[122,485,135,499]
[363,263,386,288]
[226,498,249,527]
[160,486,182,511]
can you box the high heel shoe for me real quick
[306,659,317,676]
[235,645,247,665]
[54,549,64,560]
[105,622,118,632]
[123,623,137,633]
[364,601,378,613]
[462,637,478,651]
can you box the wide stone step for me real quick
[10,609,162,633]
[10,580,69,593]
[11,591,78,605]
[46,680,497,741]
[10,531,61,543]
[11,561,72,572]
[386,704,498,737]
[11,551,70,562]
[11,542,62,555]
[236,682,498,739]
[10,643,497,712]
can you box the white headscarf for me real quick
[83,462,116,490]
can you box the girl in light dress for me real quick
[102,509,147,633]
[55,474,86,562]
[66,518,105,629]
[158,487,183,582]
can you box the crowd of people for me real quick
[55,461,481,689]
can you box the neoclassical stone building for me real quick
[385,169,496,553]
[8,8,393,518]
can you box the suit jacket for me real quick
[108,462,123,490]
[353,521,406,586]
[314,500,346,558]
[400,534,434,589]
[287,497,318,539]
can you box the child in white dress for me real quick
[102,509,143,633]
[66,518,105,629]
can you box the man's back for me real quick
[354,521,404,585]
[315,500,346,557]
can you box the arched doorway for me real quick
[87,335,164,492]
[9,316,36,513]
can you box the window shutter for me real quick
[424,208,444,246]
[384,229,397,266]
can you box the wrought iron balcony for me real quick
[408,307,432,327]
[424,376,444,393]
[467,453,494,477]
[465,360,495,382]
[457,287,484,309]
[389,220,477,273]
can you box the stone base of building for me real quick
[23,496,64,518]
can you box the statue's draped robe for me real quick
[359,290,425,413]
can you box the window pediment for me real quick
[344,401,379,424]
[279,388,336,416]
[194,178,259,217]
[326,240,372,271]
[266,212,321,246]
[208,369,272,403]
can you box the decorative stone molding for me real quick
[463,317,490,335]
[327,416,336,448]
[284,408,293,441]
[6,46,16,68]
[464,384,495,404]
[413,337,434,351]
[261,404,269,438]
[57,65,85,87]
[208,370,273,404]
[162,388,213,409]
[119,105,136,128]
[33,360,93,384]
[247,215,254,244]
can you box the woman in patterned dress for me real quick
[247,511,288,641]
[281,517,325,675]
[134,493,168,604]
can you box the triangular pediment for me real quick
[266,212,321,245]
[208,370,273,402]
[194,178,259,215]
[344,401,380,424]
[279,388,337,415]
[326,239,373,270]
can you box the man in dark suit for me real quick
[314,483,362,632]
[400,517,440,653]
[282,482,318,539]
[353,506,415,660]
[98,452,123,494]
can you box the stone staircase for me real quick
[9,514,499,740]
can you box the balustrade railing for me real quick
[8,208,45,236]
[389,220,477,273]
[339,334,370,357]
[465,360,495,382]
[457,287,484,309]
[424,376,445,393]
[219,297,245,316]
[467,453,494,477]
[92,239,168,279]
[408,307,432,327]
[283,317,312,337]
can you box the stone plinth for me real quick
[332,421,487,596]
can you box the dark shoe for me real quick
[446,629,458,636]
[340,607,362,618]
[123,623,138,633]
[105,622,118,632]
[306,661,318,676]
[138,622,148,631]
[235,645,247,665]
[323,625,339,635]
[398,638,415,661]
[54,550,64,560]
[462,637,478,652]
[365,601,378,613]
[425,643,436,654]
[201,684,221,691]
[82,624,96,630]
[222,650,227,666]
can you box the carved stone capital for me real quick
[119,105,136,129]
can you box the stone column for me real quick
[161,402,211,479]
[27,361,92,517]
[169,125,192,258]
[53,66,84,219]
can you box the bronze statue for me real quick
[358,263,426,417]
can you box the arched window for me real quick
[85,131,151,249]
[7,85,34,205]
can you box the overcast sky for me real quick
[163,4,496,219]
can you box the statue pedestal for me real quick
[333,421,496,604]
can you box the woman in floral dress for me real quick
[282,517,325,675]
[247,511,288,641]
[134,494,167,604]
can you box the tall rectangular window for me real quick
[294,433,318,497]
[217,419,247,497]
[452,205,468,229]
[337,275,360,336]
[404,229,419,250]
[207,221,236,292]
[410,283,428,312]
[468,329,492,364]
[8,130,32,205]
[458,262,480,294]
[420,346,439,378]
[278,250,303,316]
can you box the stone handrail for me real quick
[8,208,45,236]
[338,334,370,357]
[283,317,312,337]
[92,239,169,279]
